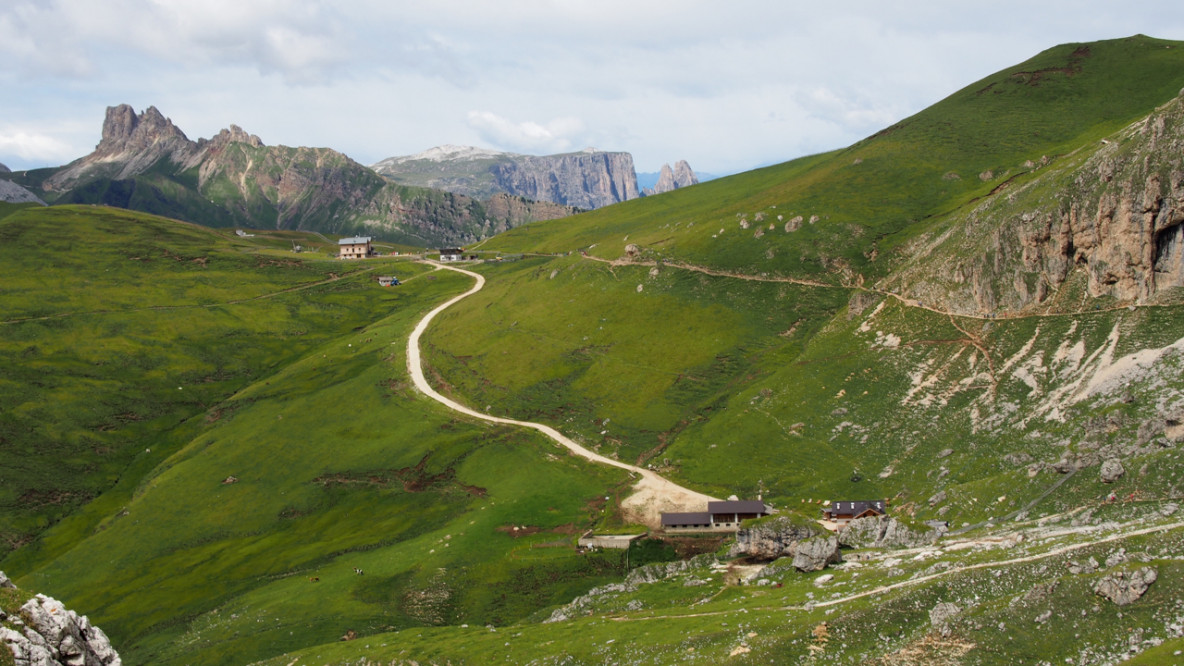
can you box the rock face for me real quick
[1094,567,1157,606]
[929,602,960,637]
[490,150,639,209]
[729,516,829,563]
[0,579,121,666]
[837,515,944,549]
[373,146,641,209]
[645,160,699,196]
[889,91,1184,316]
[0,162,10,173]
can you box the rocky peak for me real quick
[209,125,264,149]
[645,160,699,195]
[96,104,189,156]
[0,162,10,174]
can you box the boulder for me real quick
[729,515,824,561]
[792,535,841,572]
[1094,567,1157,606]
[929,602,960,637]
[0,570,14,589]
[1100,458,1125,483]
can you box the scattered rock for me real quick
[929,602,960,637]
[1100,458,1125,483]
[0,570,14,589]
[936,448,954,459]
[1105,548,1128,568]
[1034,610,1052,624]
[928,490,947,507]
[1094,567,1157,606]
[813,574,834,587]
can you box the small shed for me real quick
[439,248,464,262]
[339,236,373,259]
[822,500,887,525]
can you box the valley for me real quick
[4,34,1184,665]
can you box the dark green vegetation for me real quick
[6,35,1184,665]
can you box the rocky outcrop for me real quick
[729,515,827,562]
[837,515,944,549]
[889,91,1184,315]
[644,160,699,196]
[0,162,10,173]
[1100,458,1126,483]
[929,602,960,637]
[1094,567,1157,606]
[0,575,121,666]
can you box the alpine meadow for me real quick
[5,34,1184,665]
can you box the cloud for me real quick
[466,111,588,154]
[0,0,349,84]
[0,127,78,164]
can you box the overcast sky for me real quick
[3,1,1184,176]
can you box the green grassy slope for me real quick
[485,36,1184,280]
[1,206,648,665]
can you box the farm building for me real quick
[439,248,464,262]
[822,500,887,525]
[377,276,400,287]
[661,500,773,532]
[339,236,373,259]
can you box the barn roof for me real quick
[708,500,769,514]
[825,500,886,516]
[339,236,372,245]
[661,512,712,527]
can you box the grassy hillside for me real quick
[6,35,1184,666]
[0,207,646,665]
[486,36,1184,280]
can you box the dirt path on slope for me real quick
[608,518,1184,622]
[405,261,719,527]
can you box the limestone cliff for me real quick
[491,150,639,209]
[373,146,640,209]
[887,89,1184,315]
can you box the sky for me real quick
[3,1,1184,177]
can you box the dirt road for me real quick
[405,261,718,527]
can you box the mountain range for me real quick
[4,34,1184,666]
[4,106,579,247]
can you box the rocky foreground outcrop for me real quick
[0,180,45,205]
[1,572,121,666]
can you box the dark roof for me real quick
[439,248,464,253]
[825,500,886,516]
[708,500,769,514]
[661,512,712,527]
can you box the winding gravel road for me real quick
[406,261,718,527]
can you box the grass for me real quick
[7,35,1184,666]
